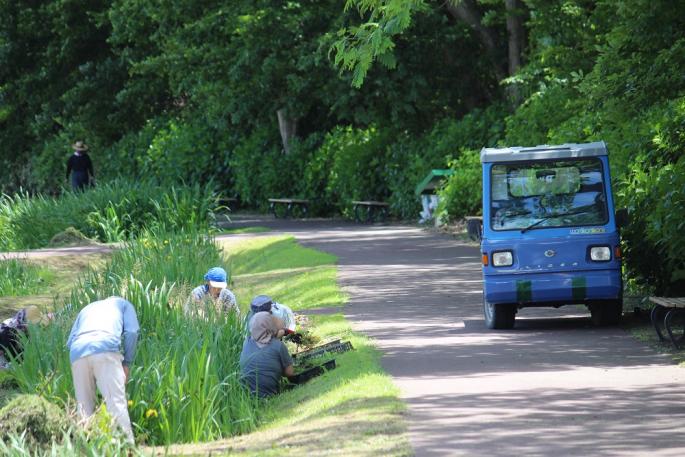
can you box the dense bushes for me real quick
[437,150,482,220]
[0,181,219,250]
[617,97,685,295]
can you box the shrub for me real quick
[229,128,313,209]
[437,150,482,221]
[386,106,506,220]
[618,98,685,295]
[310,126,392,218]
[0,394,71,450]
[48,227,96,247]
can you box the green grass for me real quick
[0,258,55,297]
[0,254,108,320]
[220,236,344,312]
[0,372,19,409]
[223,235,337,276]
[0,181,218,250]
[219,226,271,234]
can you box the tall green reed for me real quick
[7,227,259,445]
[0,258,53,296]
[0,181,220,250]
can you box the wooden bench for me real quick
[352,200,389,223]
[268,198,309,219]
[649,297,685,349]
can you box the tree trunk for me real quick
[445,0,507,82]
[505,0,526,105]
[276,108,297,155]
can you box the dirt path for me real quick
[226,218,685,457]
[1,245,115,259]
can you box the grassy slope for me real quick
[0,254,108,319]
[152,235,411,456]
[222,236,344,311]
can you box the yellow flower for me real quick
[145,409,158,419]
[127,400,133,408]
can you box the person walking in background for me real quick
[66,141,94,191]
[67,296,139,442]
[185,267,239,319]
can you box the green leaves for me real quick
[333,0,424,87]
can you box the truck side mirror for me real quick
[615,208,629,228]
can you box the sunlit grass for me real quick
[223,236,337,276]
[0,254,108,319]
[0,181,218,250]
[220,235,345,312]
[0,258,55,297]
[233,267,345,312]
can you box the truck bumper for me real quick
[483,269,621,306]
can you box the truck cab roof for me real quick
[480,141,608,163]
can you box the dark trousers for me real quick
[71,171,90,191]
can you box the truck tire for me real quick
[484,298,516,329]
[590,300,622,326]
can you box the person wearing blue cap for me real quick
[186,267,239,318]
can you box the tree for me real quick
[332,0,527,97]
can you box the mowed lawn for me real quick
[151,235,411,456]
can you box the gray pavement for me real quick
[228,217,685,457]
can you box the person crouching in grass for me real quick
[0,305,53,369]
[239,312,294,397]
[67,296,139,443]
[185,267,240,319]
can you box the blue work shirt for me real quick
[66,296,140,366]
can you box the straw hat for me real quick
[72,141,89,152]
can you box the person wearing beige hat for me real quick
[66,141,94,191]
[0,305,53,369]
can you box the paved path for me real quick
[8,218,685,456]
[228,218,685,457]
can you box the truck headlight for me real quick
[492,251,513,267]
[590,246,611,261]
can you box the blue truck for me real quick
[480,141,627,329]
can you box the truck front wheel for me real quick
[484,298,516,329]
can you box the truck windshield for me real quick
[490,158,608,231]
